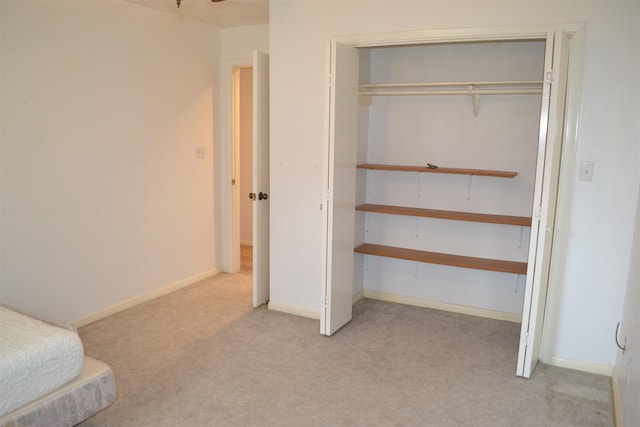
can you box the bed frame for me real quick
[0,306,116,427]
[0,357,116,427]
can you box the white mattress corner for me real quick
[0,306,85,417]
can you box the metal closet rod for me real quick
[359,80,543,96]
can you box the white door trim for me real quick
[325,22,585,369]
[331,23,585,47]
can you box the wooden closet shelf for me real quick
[356,204,532,226]
[357,164,518,178]
[354,243,527,275]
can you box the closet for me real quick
[353,41,545,321]
[321,27,578,378]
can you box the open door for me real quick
[517,31,571,378]
[252,51,270,308]
[320,42,359,335]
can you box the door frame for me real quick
[324,23,585,367]
[227,58,253,273]
[226,54,271,308]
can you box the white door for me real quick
[320,42,360,335]
[517,31,571,378]
[252,51,270,308]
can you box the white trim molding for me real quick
[352,291,365,305]
[333,23,585,48]
[549,356,613,377]
[612,368,623,427]
[72,269,219,327]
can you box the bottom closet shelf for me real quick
[354,243,527,275]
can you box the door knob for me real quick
[258,192,268,201]
[249,192,256,201]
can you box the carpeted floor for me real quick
[78,272,614,426]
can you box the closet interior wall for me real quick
[354,41,546,319]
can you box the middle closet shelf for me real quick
[356,204,532,227]
[354,243,528,275]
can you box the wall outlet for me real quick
[579,161,594,181]
[196,146,205,159]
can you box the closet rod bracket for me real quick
[469,84,479,117]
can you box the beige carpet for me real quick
[78,273,613,426]
[240,244,252,273]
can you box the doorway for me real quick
[235,66,254,273]
[231,52,270,308]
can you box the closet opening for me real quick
[322,26,583,379]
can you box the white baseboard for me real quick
[72,269,219,327]
[611,368,622,427]
[548,356,613,376]
[363,290,522,323]
[267,301,320,320]
[353,290,365,305]
[267,292,363,321]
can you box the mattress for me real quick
[0,306,85,417]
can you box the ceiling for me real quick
[126,0,269,28]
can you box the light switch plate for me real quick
[579,161,593,181]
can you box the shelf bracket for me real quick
[359,95,372,106]
[519,226,525,249]
[365,210,370,234]
[469,84,479,117]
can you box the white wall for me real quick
[218,24,269,271]
[269,1,640,368]
[0,1,220,322]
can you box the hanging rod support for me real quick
[469,84,479,117]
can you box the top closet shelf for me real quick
[358,80,543,96]
[357,164,518,178]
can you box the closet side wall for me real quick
[358,41,545,317]
[353,49,373,299]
